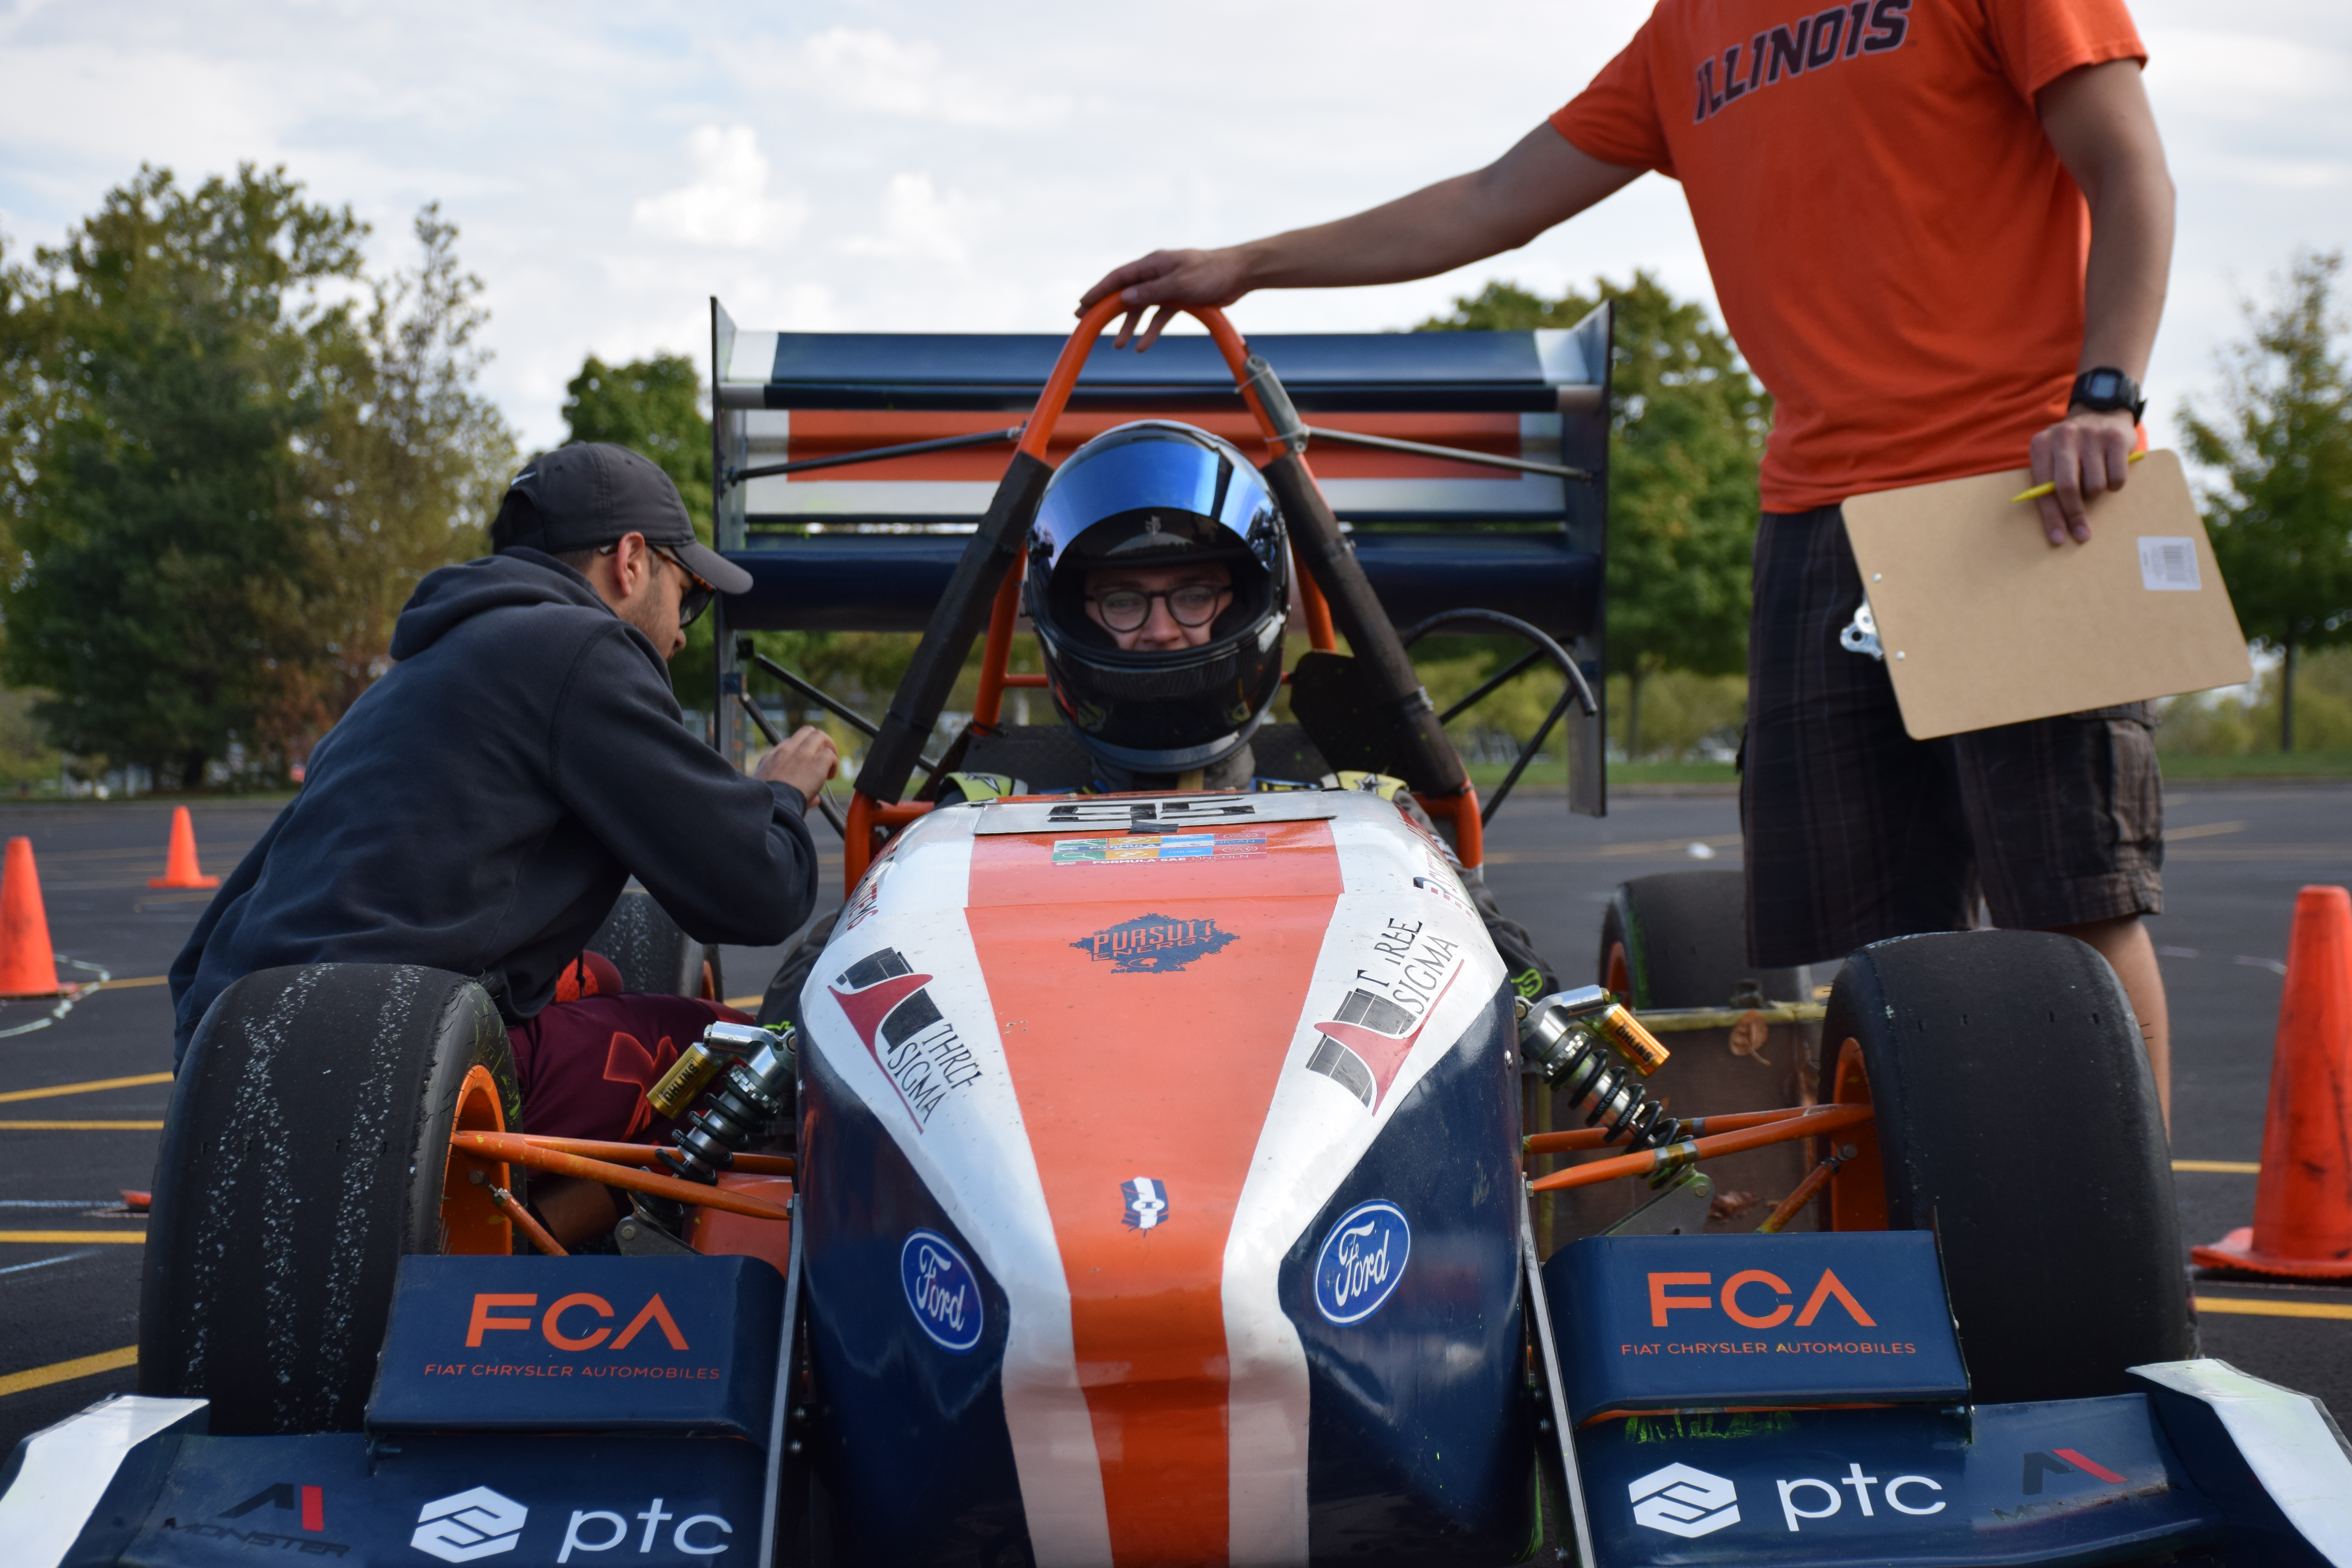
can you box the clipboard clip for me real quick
[1839,601,1885,662]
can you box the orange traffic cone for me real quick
[0,837,61,998]
[149,806,219,889]
[2192,884,2352,1279]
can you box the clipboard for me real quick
[1840,450,2252,740]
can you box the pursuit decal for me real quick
[901,1229,985,1352]
[1313,1200,1411,1325]
[1122,1177,1171,1231]
[828,948,983,1130]
[1071,914,1236,973]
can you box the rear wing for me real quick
[709,298,1612,813]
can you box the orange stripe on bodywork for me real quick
[969,820,1343,1568]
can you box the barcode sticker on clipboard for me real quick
[2138,537,2202,592]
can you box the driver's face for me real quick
[1083,563,1233,652]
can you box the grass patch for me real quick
[2157,749,2352,779]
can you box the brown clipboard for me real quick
[1839,450,2252,739]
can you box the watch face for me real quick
[2087,370,2120,398]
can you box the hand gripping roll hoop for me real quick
[1518,985,1681,1150]
[657,1020,797,1184]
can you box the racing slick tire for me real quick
[1597,869,1808,1008]
[139,963,520,1435]
[1818,929,2193,1406]
[592,886,722,1000]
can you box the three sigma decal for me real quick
[828,948,984,1131]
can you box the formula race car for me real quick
[6,300,2349,1568]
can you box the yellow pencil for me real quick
[2011,448,2146,503]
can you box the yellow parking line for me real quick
[724,994,764,1010]
[0,1344,138,1400]
[2195,1295,2352,1322]
[0,1231,145,1243]
[0,1345,139,1401]
[0,1072,173,1105]
[0,1120,164,1130]
[2174,1160,2262,1174]
[102,975,169,989]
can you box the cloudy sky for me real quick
[2,0,2346,453]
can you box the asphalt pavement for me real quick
[2,783,2347,1454]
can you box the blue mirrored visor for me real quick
[1033,432,1269,563]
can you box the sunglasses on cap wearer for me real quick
[1085,583,1231,633]
[598,539,717,627]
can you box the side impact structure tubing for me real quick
[855,451,1053,805]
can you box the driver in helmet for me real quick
[937,419,1559,998]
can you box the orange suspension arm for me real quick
[453,1132,793,1221]
[1528,1103,1874,1194]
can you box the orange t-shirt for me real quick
[1552,0,2145,512]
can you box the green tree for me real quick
[0,165,364,787]
[307,205,515,730]
[2178,249,2352,751]
[562,354,722,702]
[1418,275,1769,757]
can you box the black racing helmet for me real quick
[1026,421,1289,773]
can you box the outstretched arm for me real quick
[1078,125,1643,349]
[2027,59,2175,545]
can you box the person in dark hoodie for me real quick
[169,443,836,1239]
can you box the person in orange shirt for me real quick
[1079,0,2176,1117]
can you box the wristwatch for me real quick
[2070,367,2145,423]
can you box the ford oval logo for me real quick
[1313,1200,1411,1324]
[901,1229,984,1352]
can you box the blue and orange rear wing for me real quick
[707,296,1612,822]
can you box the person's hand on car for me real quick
[757,725,840,806]
[1079,247,1253,350]
[2026,407,2138,546]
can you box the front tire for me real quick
[140,964,518,1434]
[1819,930,2192,1405]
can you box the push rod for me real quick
[518,1135,794,1178]
[1523,1104,1816,1157]
[1301,424,1593,482]
[452,1132,794,1221]
[723,425,1025,489]
[1527,1103,1873,1194]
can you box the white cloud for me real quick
[785,26,1072,128]
[632,125,808,249]
[840,172,985,265]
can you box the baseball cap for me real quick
[491,442,751,595]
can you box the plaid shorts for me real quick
[1740,506,2164,969]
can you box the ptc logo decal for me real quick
[1313,1200,1410,1324]
[902,1229,984,1352]
[1072,913,1235,973]
[1122,1176,1171,1231]
[1629,1463,1740,1539]
[411,1487,527,1562]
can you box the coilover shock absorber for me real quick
[1518,985,1682,1149]
[654,1021,797,1185]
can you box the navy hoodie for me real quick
[169,549,820,1064]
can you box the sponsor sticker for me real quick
[1051,834,1267,864]
[411,1486,528,1563]
[1071,913,1237,973]
[1630,1463,1741,1539]
[1313,1200,1411,1324]
[901,1229,985,1352]
[1122,1176,1171,1231]
[829,949,983,1131]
